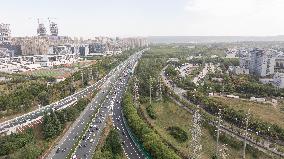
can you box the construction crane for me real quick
[48,17,58,36]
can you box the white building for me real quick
[240,57,250,69]
[228,66,249,75]
[273,72,284,88]
[249,48,275,77]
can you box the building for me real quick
[228,66,249,75]
[273,72,284,88]
[37,23,47,36]
[239,57,250,69]
[79,45,89,56]
[0,23,11,44]
[249,48,275,77]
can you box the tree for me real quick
[42,110,62,139]
[38,91,49,106]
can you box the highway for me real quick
[47,49,146,159]
[0,52,130,135]
[111,71,145,159]
[71,60,144,159]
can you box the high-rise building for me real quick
[249,48,275,77]
[0,23,11,44]
[49,22,58,36]
[37,23,47,36]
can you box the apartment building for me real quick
[248,48,275,77]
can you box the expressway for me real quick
[71,59,144,159]
[111,71,145,159]
[0,51,131,135]
[47,49,146,159]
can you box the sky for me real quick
[1,0,284,37]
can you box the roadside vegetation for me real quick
[123,92,181,159]
[0,97,90,159]
[93,128,124,159]
[124,45,276,158]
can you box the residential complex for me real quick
[0,22,148,74]
[230,48,284,88]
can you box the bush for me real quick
[146,104,157,119]
[102,128,123,158]
[167,126,188,142]
[0,128,34,156]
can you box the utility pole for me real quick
[243,109,250,159]
[216,109,222,158]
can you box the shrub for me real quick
[167,126,188,142]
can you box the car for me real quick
[90,139,94,143]
[56,148,60,153]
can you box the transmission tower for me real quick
[89,68,93,81]
[216,109,222,158]
[149,76,152,105]
[156,76,163,101]
[81,71,84,85]
[133,76,139,107]
[190,105,202,159]
[243,109,250,159]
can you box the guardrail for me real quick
[121,111,152,159]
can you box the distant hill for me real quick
[147,36,284,43]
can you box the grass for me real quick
[211,96,284,129]
[140,99,270,159]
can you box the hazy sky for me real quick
[1,0,284,37]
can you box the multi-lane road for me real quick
[0,51,134,135]
[111,71,145,159]
[47,49,147,159]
